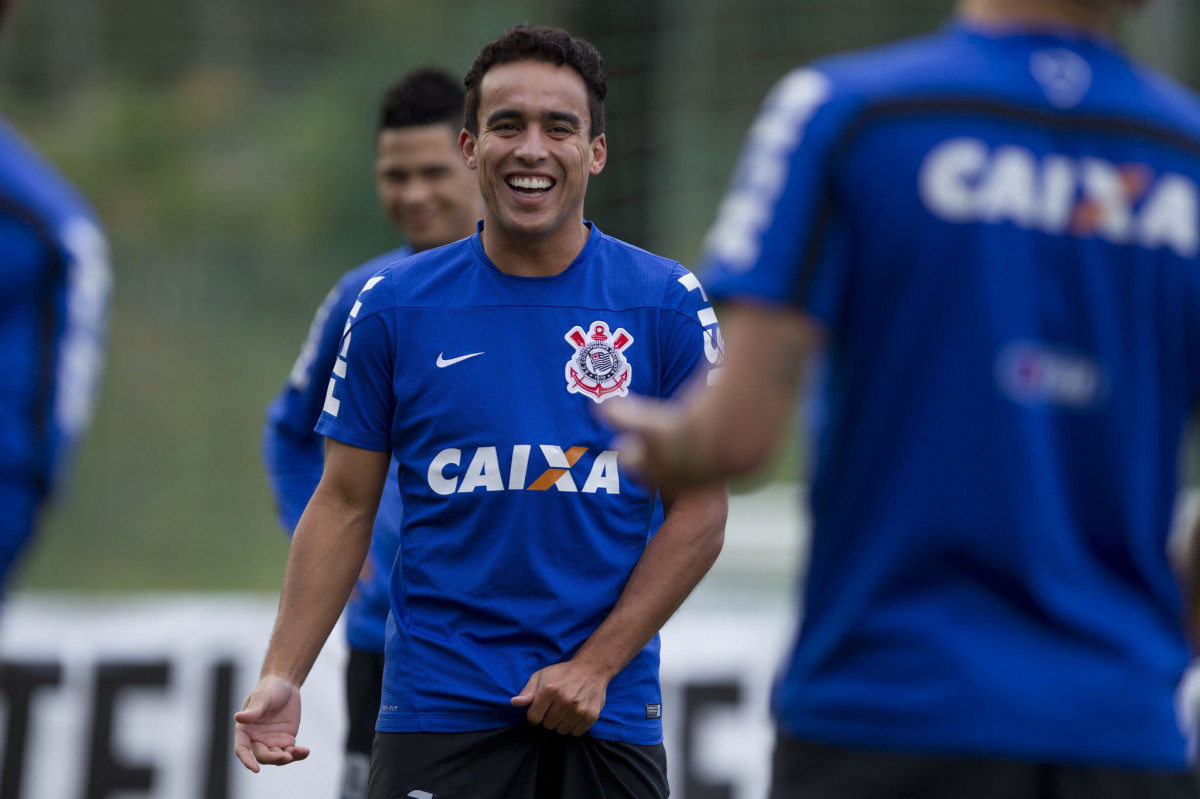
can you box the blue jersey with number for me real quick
[316,222,720,743]
[702,23,1200,768]
[0,119,110,511]
[262,247,410,655]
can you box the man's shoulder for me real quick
[584,230,719,324]
[351,237,478,314]
[1128,63,1200,143]
[593,230,684,276]
[798,25,1200,152]
[589,229,692,300]
[731,33,958,155]
[805,27,966,103]
[0,119,97,232]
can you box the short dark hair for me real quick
[378,67,466,134]
[463,24,606,140]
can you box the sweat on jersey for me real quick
[316,222,722,744]
[262,247,409,655]
[701,22,1200,769]
[0,118,109,565]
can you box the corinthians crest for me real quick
[564,321,634,403]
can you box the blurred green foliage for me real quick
[1,0,1195,590]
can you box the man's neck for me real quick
[479,218,591,278]
[956,0,1121,37]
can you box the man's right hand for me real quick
[234,674,311,772]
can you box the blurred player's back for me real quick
[704,20,1200,769]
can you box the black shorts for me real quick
[345,648,386,756]
[367,723,668,799]
[769,734,1200,799]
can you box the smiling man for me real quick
[237,25,727,799]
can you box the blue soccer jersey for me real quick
[316,222,720,744]
[262,247,410,655]
[702,23,1200,768]
[0,117,110,568]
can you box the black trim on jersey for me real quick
[792,94,1200,306]
[0,194,67,494]
[795,195,836,305]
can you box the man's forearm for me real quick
[260,487,375,685]
[572,485,727,679]
[602,306,821,491]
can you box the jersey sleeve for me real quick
[261,277,359,534]
[48,216,111,494]
[314,273,397,452]
[659,264,725,399]
[0,215,48,295]
[698,67,858,327]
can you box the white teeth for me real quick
[507,176,553,190]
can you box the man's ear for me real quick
[460,129,479,170]
[589,133,607,176]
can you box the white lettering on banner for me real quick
[0,595,800,799]
[426,445,621,495]
[703,69,833,271]
[323,275,386,417]
[919,138,1200,256]
[0,596,351,799]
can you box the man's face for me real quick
[375,122,480,253]
[460,60,606,247]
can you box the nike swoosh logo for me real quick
[436,351,484,368]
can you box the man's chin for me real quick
[493,209,565,241]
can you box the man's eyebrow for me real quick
[485,108,524,127]
[484,109,584,128]
[545,111,583,128]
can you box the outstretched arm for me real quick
[234,438,390,771]
[512,481,727,735]
[602,303,823,491]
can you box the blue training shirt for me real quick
[316,222,721,743]
[702,22,1200,769]
[262,247,409,655]
[0,118,110,507]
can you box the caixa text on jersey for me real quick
[427,445,621,495]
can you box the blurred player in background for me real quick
[0,35,111,599]
[238,24,727,798]
[261,67,479,799]
[604,0,1200,796]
